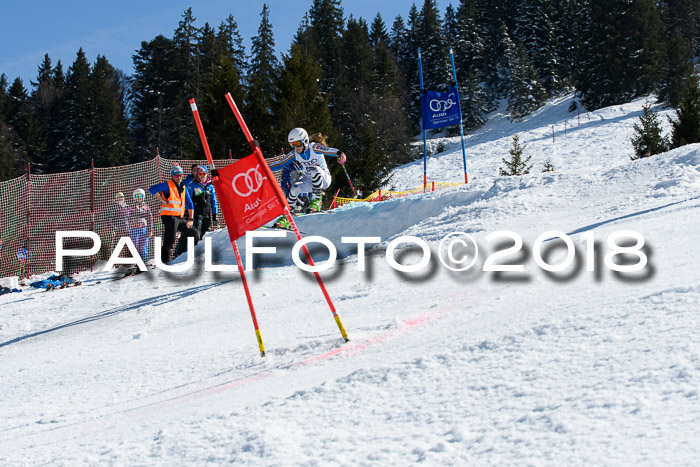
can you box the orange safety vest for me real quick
[160,180,186,217]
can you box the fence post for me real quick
[378,190,382,202]
[26,163,31,278]
[90,159,95,271]
[431,181,435,192]
[157,151,162,183]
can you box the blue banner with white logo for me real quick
[421,86,461,129]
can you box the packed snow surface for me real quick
[2,95,699,465]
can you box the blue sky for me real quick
[0,1,424,87]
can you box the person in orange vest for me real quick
[148,165,195,264]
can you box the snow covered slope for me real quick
[1,95,699,465]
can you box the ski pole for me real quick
[342,164,357,198]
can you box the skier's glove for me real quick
[211,169,220,177]
[337,153,346,165]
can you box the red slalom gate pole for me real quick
[224,92,349,342]
[189,98,266,357]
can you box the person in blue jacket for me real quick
[184,165,218,246]
[184,163,200,185]
[148,165,196,263]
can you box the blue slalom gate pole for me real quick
[449,47,469,184]
[418,48,428,192]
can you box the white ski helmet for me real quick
[133,188,145,201]
[288,127,309,147]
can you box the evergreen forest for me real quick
[1,0,699,198]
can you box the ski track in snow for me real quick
[1,94,700,465]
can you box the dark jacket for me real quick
[186,178,217,221]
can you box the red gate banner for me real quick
[214,153,284,241]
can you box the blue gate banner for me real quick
[421,86,461,129]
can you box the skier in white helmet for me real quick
[270,128,346,225]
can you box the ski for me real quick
[259,225,306,236]
[45,281,82,291]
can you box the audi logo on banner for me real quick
[232,166,267,198]
[429,93,456,112]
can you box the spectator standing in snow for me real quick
[148,165,195,264]
[129,188,154,264]
[108,192,130,236]
[184,163,200,185]
[105,192,131,259]
[183,165,218,247]
[269,128,346,225]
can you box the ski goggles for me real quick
[134,193,144,199]
[290,140,304,148]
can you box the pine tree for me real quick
[0,121,17,181]
[659,0,700,56]
[29,54,62,172]
[404,6,423,128]
[669,76,700,148]
[130,35,177,159]
[170,8,202,158]
[507,42,546,120]
[576,0,665,110]
[453,0,485,86]
[5,77,43,171]
[216,15,247,77]
[0,74,7,120]
[369,13,390,47]
[451,0,488,128]
[272,43,334,147]
[371,35,402,98]
[658,28,695,108]
[51,49,95,171]
[417,0,449,90]
[552,0,577,90]
[630,105,670,159]
[514,0,562,96]
[390,15,409,70]
[172,7,200,97]
[0,75,18,181]
[198,23,219,91]
[245,4,280,154]
[482,21,516,100]
[354,116,393,194]
[443,4,458,44]
[500,134,532,176]
[339,17,373,91]
[542,158,555,172]
[307,0,345,94]
[200,55,248,159]
[88,56,132,168]
[459,71,488,130]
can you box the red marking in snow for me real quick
[209,311,436,395]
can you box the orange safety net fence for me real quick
[0,154,283,279]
